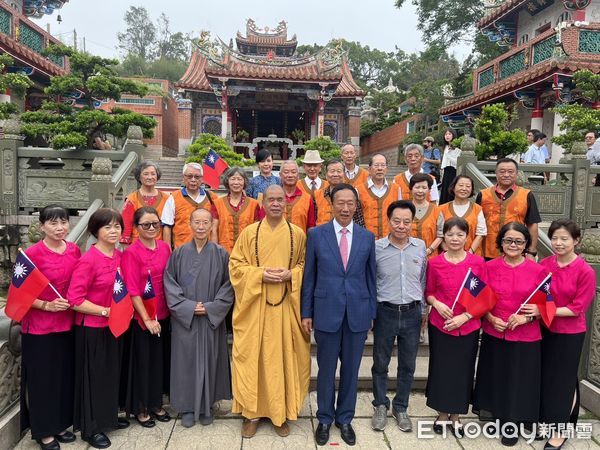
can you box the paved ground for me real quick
[14,391,600,449]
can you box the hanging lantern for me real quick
[57,14,62,24]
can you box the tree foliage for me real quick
[187,133,253,167]
[117,6,156,60]
[0,54,33,119]
[20,46,156,149]
[473,103,527,159]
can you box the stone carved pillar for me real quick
[0,119,23,217]
[579,229,600,385]
[569,142,590,229]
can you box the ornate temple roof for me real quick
[478,1,528,29]
[478,1,591,30]
[23,0,68,18]
[235,19,297,49]
[177,33,365,98]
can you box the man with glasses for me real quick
[475,158,541,260]
[394,144,440,202]
[161,162,218,249]
[421,137,441,179]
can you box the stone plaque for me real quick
[528,187,571,220]
[19,170,91,209]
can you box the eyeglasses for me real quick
[501,238,526,246]
[184,174,202,180]
[138,221,160,230]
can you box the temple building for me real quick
[0,0,69,110]
[176,20,365,157]
[440,0,600,162]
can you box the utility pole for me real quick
[73,28,77,51]
[83,37,86,53]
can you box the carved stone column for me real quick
[0,119,23,217]
[569,142,590,228]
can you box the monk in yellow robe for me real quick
[229,184,310,439]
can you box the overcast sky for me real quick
[32,0,471,61]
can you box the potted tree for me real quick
[291,128,305,145]
[236,129,250,143]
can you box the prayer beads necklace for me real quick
[255,219,294,307]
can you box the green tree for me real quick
[303,136,341,162]
[0,54,33,119]
[187,134,252,167]
[20,46,156,149]
[473,103,527,159]
[117,6,157,60]
[156,13,190,61]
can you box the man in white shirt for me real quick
[298,150,325,195]
[522,131,547,165]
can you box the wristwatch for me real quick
[101,309,108,317]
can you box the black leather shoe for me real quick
[116,417,130,429]
[136,416,156,428]
[315,423,331,446]
[544,438,567,450]
[84,433,111,449]
[152,410,172,422]
[55,431,76,443]
[36,438,60,450]
[335,422,356,446]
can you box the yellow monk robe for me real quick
[344,167,369,187]
[480,186,529,259]
[439,202,483,255]
[297,178,328,198]
[229,219,310,426]
[394,172,434,201]
[411,203,441,259]
[170,190,214,248]
[214,195,259,253]
[314,189,332,226]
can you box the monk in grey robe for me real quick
[164,208,234,427]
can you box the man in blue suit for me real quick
[301,183,377,446]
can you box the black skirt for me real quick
[473,333,541,423]
[540,328,585,425]
[20,331,74,440]
[426,324,479,414]
[73,325,122,439]
[439,166,456,205]
[125,318,171,416]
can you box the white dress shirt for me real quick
[345,165,359,179]
[304,176,323,190]
[161,188,206,226]
[333,219,353,257]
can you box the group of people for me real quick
[17,142,596,450]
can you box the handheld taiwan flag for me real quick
[453,269,497,318]
[5,250,50,322]
[138,271,157,330]
[108,269,133,338]
[203,149,229,189]
[527,274,556,328]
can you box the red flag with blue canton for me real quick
[203,149,229,189]
[138,271,157,330]
[457,271,497,318]
[528,275,556,328]
[108,269,133,337]
[6,251,50,322]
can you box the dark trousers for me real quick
[372,302,421,412]
[314,315,368,425]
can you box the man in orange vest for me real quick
[394,144,439,202]
[161,162,219,249]
[261,160,315,232]
[475,158,541,260]
[298,150,327,196]
[342,144,368,186]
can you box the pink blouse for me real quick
[483,257,549,342]
[539,255,596,334]
[121,239,171,325]
[426,252,486,336]
[21,241,81,335]
[67,245,122,328]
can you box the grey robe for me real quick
[164,241,234,418]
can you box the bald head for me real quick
[190,207,213,241]
[341,144,357,168]
[263,184,285,219]
[190,208,213,222]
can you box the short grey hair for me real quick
[133,160,162,183]
[404,143,424,156]
[182,162,203,175]
[222,166,249,191]
[280,160,299,170]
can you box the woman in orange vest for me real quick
[121,161,167,246]
[214,167,260,253]
[410,173,443,258]
[438,175,487,255]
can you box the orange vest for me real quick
[356,181,400,239]
[480,186,529,259]
[394,172,434,201]
[297,178,328,198]
[284,191,313,232]
[214,196,259,253]
[344,167,369,187]
[314,189,333,226]
[411,203,440,253]
[170,189,214,248]
[439,202,483,255]
[125,190,168,242]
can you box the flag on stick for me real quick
[202,149,229,189]
[138,271,157,330]
[452,268,497,318]
[5,250,50,322]
[108,269,133,337]
[519,274,556,328]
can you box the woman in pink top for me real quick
[473,222,549,446]
[67,208,129,449]
[20,205,81,450]
[122,207,172,427]
[539,220,596,450]
[425,217,487,437]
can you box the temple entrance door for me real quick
[234,109,307,141]
[257,111,284,137]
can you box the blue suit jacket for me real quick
[301,221,377,333]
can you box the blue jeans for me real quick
[371,302,422,412]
